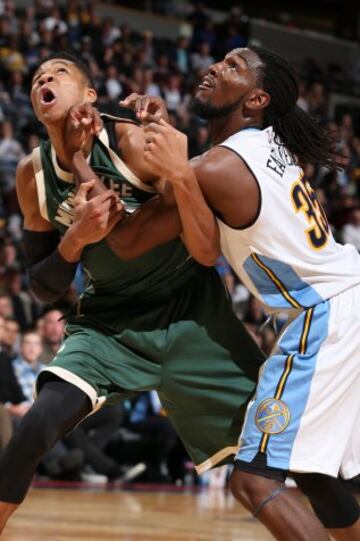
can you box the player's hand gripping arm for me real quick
[143,120,221,265]
[16,156,120,302]
[120,93,170,124]
[71,148,184,260]
[65,102,212,263]
[119,94,220,264]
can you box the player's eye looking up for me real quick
[32,66,70,86]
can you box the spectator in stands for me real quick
[39,309,64,364]
[66,404,126,483]
[2,37,26,74]
[216,255,235,297]
[103,64,123,100]
[191,42,214,75]
[43,6,68,36]
[0,330,83,478]
[0,314,5,351]
[101,17,121,48]
[342,207,360,251]
[140,31,155,67]
[154,53,171,79]
[243,296,267,328]
[163,74,183,112]
[2,318,20,359]
[0,294,13,320]
[340,112,354,145]
[297,81,326,119]
[189,125,210,157]
[11,331,44,403]
[171,36,191,74]
[188,1,210,36]
[5,268,37,331]
[124,392,178,482]
[0,404,11,450]
[0,237,18,269]
[0,121,25,192]
[143,67,161,97]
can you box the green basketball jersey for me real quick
[32,120,200,322]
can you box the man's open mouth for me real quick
[40,87,56,105]
[198,75,216,90]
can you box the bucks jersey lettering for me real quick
[52,178,136,229]
[54,190,75,227]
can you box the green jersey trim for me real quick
[51,145,74,183]
[106,144,155,193]
[34,125,156,194]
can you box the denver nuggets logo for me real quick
[256,398,290,435]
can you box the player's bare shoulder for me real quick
[16,154,36,210]
[16,154,53,231]
[192,146,247,178]
[191,146,260,228]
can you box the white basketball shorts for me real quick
[236,284,360,479]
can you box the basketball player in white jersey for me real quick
[133,47,360,541]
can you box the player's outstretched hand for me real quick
[64,103,103,157]
[120,93,169,124]
[71,180,123,245]
[143,120,190,185]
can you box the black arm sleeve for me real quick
[0,354,27,404]
[23,230,78,303]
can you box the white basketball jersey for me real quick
[218,127,360,312]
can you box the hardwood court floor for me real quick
[2,486,275,541]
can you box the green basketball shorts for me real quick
[36,267,264,473]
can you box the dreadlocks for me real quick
[252,47,341,170]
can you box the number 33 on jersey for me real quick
[291,175,330,250]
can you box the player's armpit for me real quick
[192,146,261,230]
[16,155,54,232]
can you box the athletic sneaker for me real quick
[80,465,108,484]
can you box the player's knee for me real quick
[230,469,279,511]
[14,407,60,462]
[293,473,360,529]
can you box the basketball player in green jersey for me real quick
[0,52,265,532]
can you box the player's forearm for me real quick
[23,230,79,302]
[58,227,85,262]
[106,196,182,260]
[72,150,107,197]
[170,165,220,266]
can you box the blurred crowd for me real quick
[0,0,359,485]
